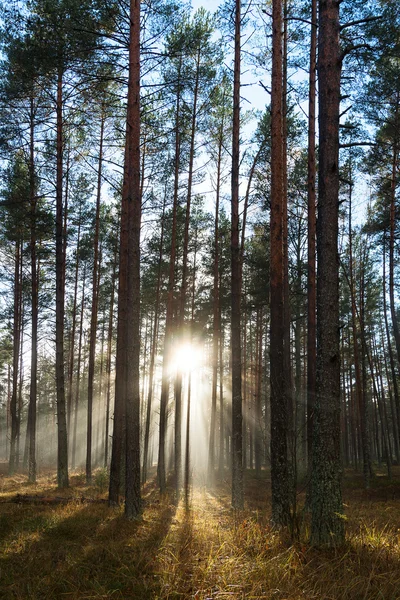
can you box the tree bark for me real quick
[307,0,317,471]
[208,104,223,485]
[231,0,244,510]
[254,307,263,477]
[270,0,290,527]
[174,47,201,499]
[311,0,344,546]
[184,227,198,505]
[86,109,105,483]
[104,240,117,469]
[389,99,400,368]
[67,202,82,442]
[157,55,182,494]
[124,0,142,519]
[28,97,38,483]
[72,265,86,470]
[348,186,371,488]
[383,235,400,452]
[142,195,166,483]
[109,140,129,504]
[9,239,21,476]
[55,69,69,488]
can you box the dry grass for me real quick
[0,467,399,599]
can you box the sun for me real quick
[171,342,203,374]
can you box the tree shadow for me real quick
[0,487,177,599]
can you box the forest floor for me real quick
[0,466,400,599]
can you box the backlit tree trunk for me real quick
[231,0,244,510]
[86,109,105,483]
[55,69,69,488]
[174,48,201,499]
[9,239,21,476]
[208,110,223,485]
[157,55,182,494]
[143,195,166,483]
[28,98,38,483]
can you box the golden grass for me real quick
[0,467,399,599]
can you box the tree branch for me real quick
[340,15,382,31]
[339,141,376,148]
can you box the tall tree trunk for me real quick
[307,0,317,472]
[254,307,263,477]
[381,323,400,463]
[67,204,82,440]
[348,186,371,488]
[142,195,166,483]
[208,108,223,485]
[157,55,182,494]
[97,317,105,466]
[389,99,400,367]
[109,141,129,504]
[372,336,392,478]
[55,69,69,488]
[270,0,290,527]
[174,48,201,499]
[282,0,295,515]
[231,0,244,510]
[72,265,86,470]
[294,222,305,471]
[218,308,225,478]
[382,236,400,451]
[104,242,117,469]
[359,243,373,479]
[28,97,38,483]
[86,109,105,483]
[16,305,24,470]
[311,0,344,546]
[340,332,350,467]
[184,227,198,505]
[9,241,21,475]
[124,0,142,519]
[6,363,11,461]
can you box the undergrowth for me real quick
[0,466,399,599]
